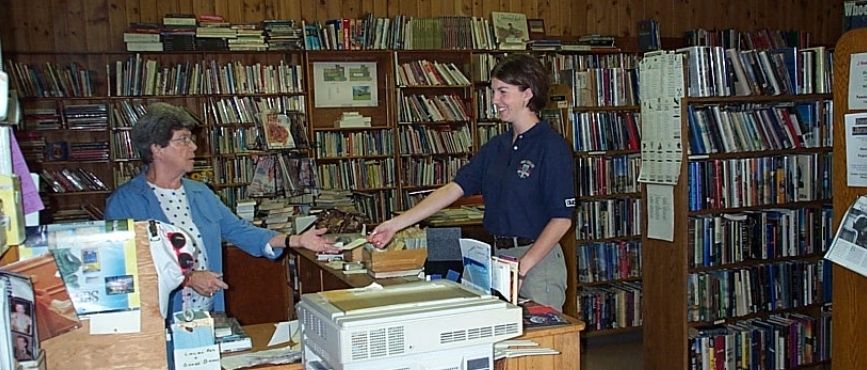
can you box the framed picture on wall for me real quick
[312,62,379,108]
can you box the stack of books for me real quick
[335,112,372,128]
[124,23,163,52]
[212,313,252,353]
[263,20,304,50]
[195,15,234,51]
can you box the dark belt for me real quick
[493,236,535,249]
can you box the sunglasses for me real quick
[168,232,195,272]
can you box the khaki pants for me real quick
[496,243,567,311]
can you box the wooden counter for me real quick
[240,318,584,370]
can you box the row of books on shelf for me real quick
[21,108,60,130]
[577,240,642,284]
[578,281,642,332]
[687,259,831,323]
[478,122,509,145]
[575,154,641,197]
[686,101,830,154]
[559,68,640,107]
[41,168,109,193]
[683,28,813,50]
[50,142,110,161]
[63,104,108,129]
[575,198,641,240]
[6,61,95,98]
[111,131,139,160]
[113,55,304,97]
[399,157,468,188]
[316,158,397,191]
[686,153,831,211]
[398,125,472,156]
[214,156,254,185]
[688,208,833,269]
[21,104,109,130]
[546,53,643,84]
[689,311,831,370]
[352,190,397,224]
[395,60,471,86]
[571,111,641,152]
[678,46,832,97]
[113,162,143,186]
[397,93,471,123]
[314,129,395,158]
[303,15,496,51]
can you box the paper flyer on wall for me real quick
[17,219,140,316]
[825,195,867,278]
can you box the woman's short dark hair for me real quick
[133,103,198,164]
[490,54,549,112]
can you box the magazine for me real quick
[262,112,296,149]
[826,195,867,278]
[1,254,81,340]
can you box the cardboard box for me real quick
[363,246,427,275]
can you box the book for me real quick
[212,313,252,353]
[262,112,296,149]
[522,301,570,328]
[1,254,81,340]
[490,12,529,50]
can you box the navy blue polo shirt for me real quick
[454,121,575,239]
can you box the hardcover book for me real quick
[490,12,529,50]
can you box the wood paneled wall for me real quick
[0,0,845,53]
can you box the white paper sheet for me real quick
[267,320,300,348]
[646,184,675,241]
[849,53,867,110]
[846,113,867,187]
[88,310,141,334]
[826,195,867,278]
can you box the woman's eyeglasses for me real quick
[170,135,196,146]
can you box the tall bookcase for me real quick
[830,27,867,370]
[9,50,313,222]
[551,51,644,335]
[305,50,396,223]
[642,47,834,370]
[393,50,474,209]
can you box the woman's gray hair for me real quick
[132,103,198,164]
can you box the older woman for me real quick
[105,103,338,313]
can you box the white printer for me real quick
[297,280,523,370]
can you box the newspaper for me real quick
[826,195,867,278]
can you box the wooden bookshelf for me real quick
[830,27,867,370]
[642,49,834,370]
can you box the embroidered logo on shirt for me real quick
[565,198,576,207]
[517,160,535,179]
